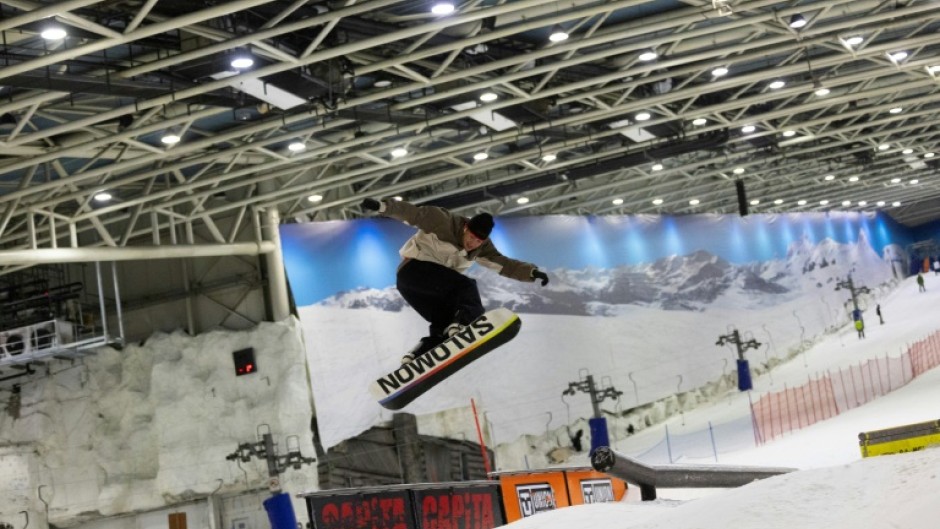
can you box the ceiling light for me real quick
[692,118,708,126]
[431,2,454,15]
[877,201,885,207]
[733,167,745,175]
[878,144,890,151]
[774,199,783,205]
[849,176,859,182]
[902,148,914,154]
[891,178,901,183]
[161,133,181,145]
[652,198,664,205]
[473,152,489,161]
[230,53,254,69]
[548,25,569,43]
[638,51,658,62]
[858,201,867,206]
[479,91,498,102]
[819,200,829,205]
[813,80,830,96]
[892,201,901,207]
[612,198,624,205]
[749,199,760,206]
[926,152,936,158]
[391,147,408,158]
[40,25,67,40]
[711,66,729,77]
[769,80,786,89]
[824,174,835,181]
[689,199,700,205]
[889,51,909,62]
[741,124,756,133]
[797,199,807,205]
[94,192,112,202]
[288,141,306,152]
[929,65,940,74]
[788,13,807,29]
[841,200,851,207]
[516,196,530,204]
[393,196,403,201]
[307,194,323,203]
[651,163,663,171]
[889,107,903,114]
[910,179,919,184]
[635,112,651,121]
[542,153,557,162]
[844,35,864,46]
[782,130,796,137]
[374,79,392,88]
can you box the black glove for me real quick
[361,198,381,212]
[532,269,549,287]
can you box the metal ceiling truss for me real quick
[1,0,940,269]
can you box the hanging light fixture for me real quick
[548,25,569,43]
[40,24,67,40]
[230,49,254,69]
[788,13,807,29]
[430,1,454,15]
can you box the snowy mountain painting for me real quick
[281,211,910,449]
[318,231,899,315]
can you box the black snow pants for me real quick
[396,259,486,343]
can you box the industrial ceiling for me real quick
[2,0,940,266]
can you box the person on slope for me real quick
[361,198,549,364]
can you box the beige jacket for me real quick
[381,199,538,282]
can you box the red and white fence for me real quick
[750,330,940,444]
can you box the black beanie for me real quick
[467,213,494,239]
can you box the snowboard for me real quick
[370,308,521,410]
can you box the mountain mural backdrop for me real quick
[317,232,902,315]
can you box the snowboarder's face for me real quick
[462,226,486,251]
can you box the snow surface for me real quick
[497,273,940,529]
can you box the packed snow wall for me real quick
[281,211,911,450]
[0,320,314,526]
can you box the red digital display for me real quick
[233,348,257,376]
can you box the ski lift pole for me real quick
[716,329,761,391]
[563,372,623,453]
[836,274,870,326]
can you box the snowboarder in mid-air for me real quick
[361,198,549,364]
